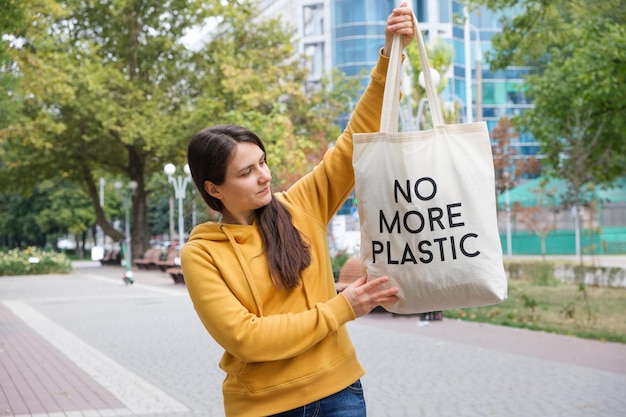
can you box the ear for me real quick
[204,181,222,199]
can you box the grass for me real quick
[444,264,626,344]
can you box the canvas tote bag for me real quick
[352,16,507,314]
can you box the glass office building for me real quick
[332,0,391,78]
[331,0,538,156]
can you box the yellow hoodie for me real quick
[181,52,390,417]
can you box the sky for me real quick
[179,17,220,51]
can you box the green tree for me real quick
[35,179,103,257]
[1,0,358,258]
[476,0,626,191]
[186,9,359,190]
[0,0,28,129]
[0,192,43,248]
[513,182,559,260]
[492,117,541,194]
[0,0,26,57]
[2,0,220,257]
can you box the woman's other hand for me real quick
[383,2,416,57]
[341,275,399,318]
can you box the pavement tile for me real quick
[0,303,125,417]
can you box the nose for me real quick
[259,164,272,183]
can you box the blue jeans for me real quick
[268,380,366,417]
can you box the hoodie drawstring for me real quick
[220,224,265,316]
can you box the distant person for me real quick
[181,3,415,416]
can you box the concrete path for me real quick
[506,254,626,270]
[1,262,624,417]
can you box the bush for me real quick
[505,261,560,286]
[0,247,73,276]
[331,250,350,280]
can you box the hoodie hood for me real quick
[187,221,266,315]
[188,221,249,243]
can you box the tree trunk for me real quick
[127,145,150,260]
[83,167,125,243]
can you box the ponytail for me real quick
[257,198,311,289]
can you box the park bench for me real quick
[335,257,362,293]
[155,248,179,271]
[166,267,185,284]
[134,248,163,270]
[100,248,121,265]
[335,258,383,313]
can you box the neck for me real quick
[220,211,255,225]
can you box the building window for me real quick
[452,37,465,66]
[335,0,394,24]
[414,0,428,22]
[439,0,451,23]
[303,3,324,36]
[334,0,366,24]
[304,43,324,78]
[482,81,527,105]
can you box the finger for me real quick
[391,4,413,17]
[375,285,400,298]
[368,284,397,303]
[388,12,412,23]
[376,286,399,299]
[366,275,390,289]
[346,275,368,288]
[371,291,399,307]
[387,18,414,35]
[378,295,400,305]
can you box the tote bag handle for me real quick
[380,13,444,133]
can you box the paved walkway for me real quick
[506,254,626,269]
[0,261,625,417]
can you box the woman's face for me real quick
[205,141,272,224]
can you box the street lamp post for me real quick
[399,53,440,131]
[414,69,441,130]
[464,7,483,123]
[164,163,191,249]
[191,188,197,228]
[98,177,105,247]
[115,180,138,283]
[503,172,512,256]
[91,177,107,262]
[471,23,482,122]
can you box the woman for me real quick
[181,4,415,416]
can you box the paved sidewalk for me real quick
[1,266,190,417]
[1,262,625,417]
[0,302,127,416]
[507,254,626,269]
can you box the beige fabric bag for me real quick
[352,16,507,314]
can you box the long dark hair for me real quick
[187,124,311,289]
